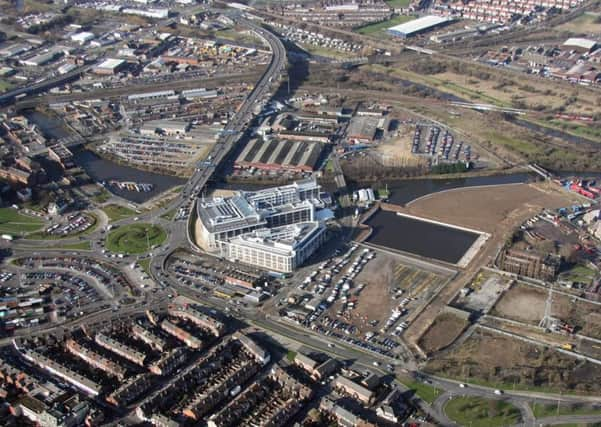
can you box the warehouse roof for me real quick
[387,15,451,36]
[563,38,598,51]
[97,58,125,70]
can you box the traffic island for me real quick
[106,223,166,255]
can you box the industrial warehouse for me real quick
[234,138,324,174]
[195,179,332,272]
[387,15,454,38]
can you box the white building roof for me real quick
[97,58,125,70]
[70,31,95,43]
[563,38,597,51]
[387,15,451,36]
[228,221,323,256]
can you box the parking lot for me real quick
[163,250,281,303]
[15,255,137,299]
[42,213,96,238]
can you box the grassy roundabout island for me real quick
[444,396,522,427]
[106,223,167,255]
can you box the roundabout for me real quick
[105,223,167,255]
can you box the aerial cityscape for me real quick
[0,0,600,425]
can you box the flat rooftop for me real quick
[228,221,324,255]
[197,195,264,233]
[388,15,452,35]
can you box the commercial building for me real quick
[236,333,271,365]
[70,32,95,44]
[196,180,328,272]
[563,38,599,54]
[0,166,32,185]
[17,393,89,427]
[140,120,189,136]
[387,15,453,38]
[122,8,170,19]
[196,178,321,249]
[346,116,380,144]
[93,58,127,75]
[48,144,74,169]
[235,138,324,173]
[221,222,326,273]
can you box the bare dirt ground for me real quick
[403,182,576,348]
[342,250,448,336]
[404,182,576,233]
[425,328,601,394]
[556,13,601,34]
[375,123,428,168]
[492,283,546,324]
[553,295,601,340]
[344,250,397,334]
[418,312,468,355]
[491,282,601,339]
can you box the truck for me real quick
[1,234,13,241]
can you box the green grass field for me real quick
[0,208,44,235]
[560,264,596,284]
[531,402,601,419]
[56,241,92,251]
[355,15,414,36]
[103,204,137,222]
[106,223,166,254]
[0,79,14,93]
[444,396,521,427]
[92,188,112,204]
[18,241,92,251]
[138,258,152,276]
[385,0,411,7]
[398,378,442,404]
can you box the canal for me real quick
[72,148,186,204]
[381,173,532,205]
[365,210,480,264]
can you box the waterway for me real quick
[25,110,186,203]
[71,148,185,204]
[381,172,532,205]
[365,210,480,264]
